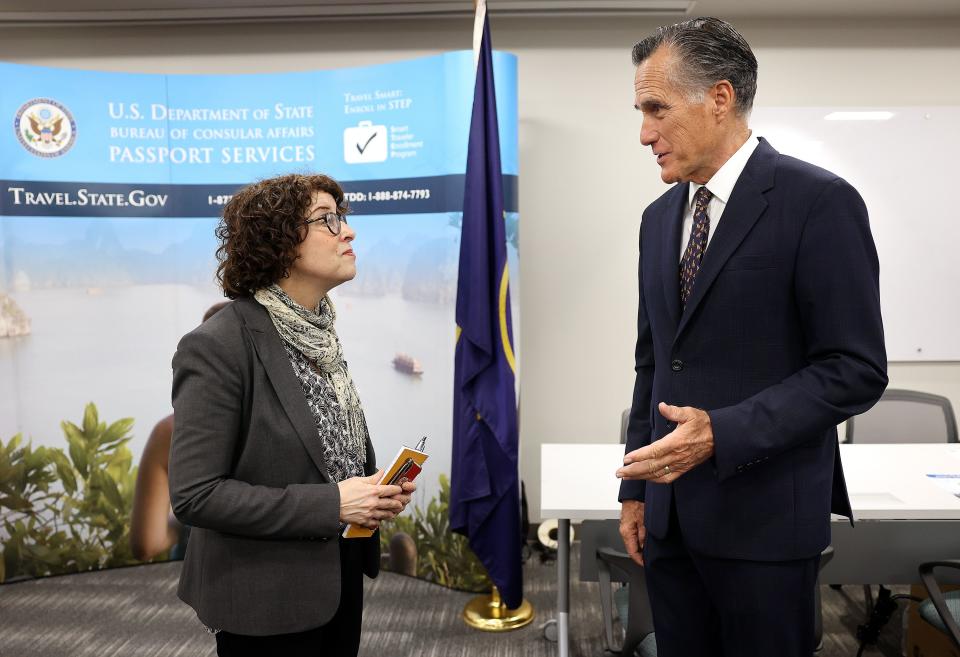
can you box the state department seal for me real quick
[14,98,77,158]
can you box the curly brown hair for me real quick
[215,173,349,299]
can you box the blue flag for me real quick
[450,12,523,610]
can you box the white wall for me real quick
[2,16,958,522]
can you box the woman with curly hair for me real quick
[168,173,414,657]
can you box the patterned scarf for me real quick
[254,284,368,471]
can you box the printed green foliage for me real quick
[0,403,139,582]
[379,474,492,592]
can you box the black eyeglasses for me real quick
[303,212,348,236]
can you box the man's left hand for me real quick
[616,402,714,484]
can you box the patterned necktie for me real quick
[680,186,713,310]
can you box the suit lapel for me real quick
[674,139,777,340]
[659,184,687,329]
[234,298,332,482]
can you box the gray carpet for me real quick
[0,549,904,657]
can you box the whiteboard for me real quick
[751,107,959,362]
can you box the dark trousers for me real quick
[643,498,820,657]
[215,538,364,657]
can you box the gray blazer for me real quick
[169,297,379,636]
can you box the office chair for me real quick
[845,389,958,444]
[620,407,631,448]
[845,389,959,615]
[572,410,656,655]
[579,518,656,656]
[918,560,960,648]
[598,544,657,656]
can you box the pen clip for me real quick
[415,436,427,452]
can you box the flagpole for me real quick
[457,0,533,632]
[473,0,484,66]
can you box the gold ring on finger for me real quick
[663,465,671,475]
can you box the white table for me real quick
[838,443,960,519]
[540,442,960,657]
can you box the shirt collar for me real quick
[688,133,761,208]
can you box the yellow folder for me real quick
[342,442,429,539]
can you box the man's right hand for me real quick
[619,500,646,566]
[337,470,403,530]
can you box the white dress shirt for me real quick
[679,134,761,261]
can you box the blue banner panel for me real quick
[0,51,518,584]
[0,52,517,193]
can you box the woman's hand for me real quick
[391,480,417,515]
[337,470,404,530]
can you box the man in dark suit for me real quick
[615,17,887,657]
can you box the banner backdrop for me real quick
[0,53,517,582]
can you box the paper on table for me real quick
[926,473,960,499]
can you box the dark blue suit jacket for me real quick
[619,138,888,562]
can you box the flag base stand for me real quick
[462,585,534,632]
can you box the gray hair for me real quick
[632,17,758,116]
